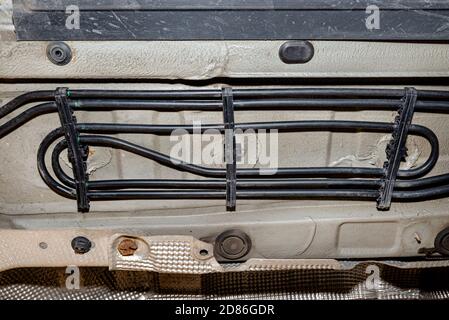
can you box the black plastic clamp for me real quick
[377,87,418,210]
[54,87,90,213]
[222,87,237,211]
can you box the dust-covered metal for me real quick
[111,235,220,274]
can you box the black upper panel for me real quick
[12,0,449,41]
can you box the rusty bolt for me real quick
[117,239,138,256]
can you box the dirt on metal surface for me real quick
[117,239,139,257]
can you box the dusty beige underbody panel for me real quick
[1,41,449,79]
[1,1,449,80]
[1,0,449,273]
[1,83,449,271]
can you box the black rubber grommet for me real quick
[71,236,92,254]
[47,42,72,66]
[279,41,314,64]
[214,229,252,261]
[434,227,449,256]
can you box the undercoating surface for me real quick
[1,0,449,276]
[1,83,449,264]
[1,1,449,79]
[2,124,449,298]
[1,40,449,79]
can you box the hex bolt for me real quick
[71,236,92,254]
[118,238,138,256]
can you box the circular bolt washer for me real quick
[71,236,92,254]
[434,227,449,256]
[279,41,314,64]
[118,239,138,256]
[47,42,72,66]
[215,230,252,261]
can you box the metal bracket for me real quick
[54,87,90,213]
[377,87,418,210]
[222,87,237,212]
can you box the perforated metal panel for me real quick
[1,264,449,300]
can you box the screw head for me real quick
[118,239,138,256]
[71,236,92,254]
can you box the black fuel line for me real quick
[1,87,449,212]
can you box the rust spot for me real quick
[118,238,138,256]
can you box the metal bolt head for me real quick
[118,239,138,256]
[71,236,92,254]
